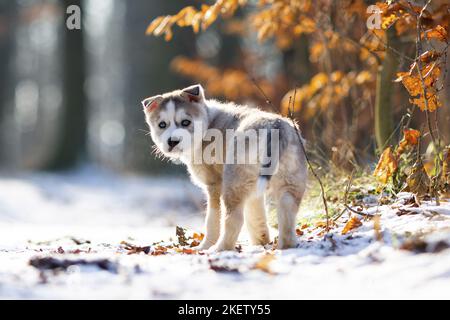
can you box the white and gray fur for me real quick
[142,84,307,251]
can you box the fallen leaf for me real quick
[193,232,205,241]
[29,257,118,273]
[182,248,197,254]
[176,226,189,246]
[342,216,362,235]
[253,254,275,274]
[121,241,151,255]
[190,240,201,247]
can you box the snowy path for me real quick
[1,168,450,299]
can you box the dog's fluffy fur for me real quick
[142,84,307,251]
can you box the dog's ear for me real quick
[141,95,163,113]
[181,84,205,103]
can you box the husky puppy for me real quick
[142,84,307,251]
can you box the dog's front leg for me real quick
[197,185,221,250]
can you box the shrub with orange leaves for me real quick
[395,54,443,112]
[280,70,375,117]
[146,0,247,40]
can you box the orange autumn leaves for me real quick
[145,0,318,49]
[422,25,448,43]
[382,1,448,113]
[397,128,420,154]
[145,0,247,40]
[371,1,448,113]
[171,57,276,102]
[281,70,375,117]
[251,0,316,49]
[374,1,449,37]
[395,51,443,112]
[373,129,420,185]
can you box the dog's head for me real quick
[142,84,209,160]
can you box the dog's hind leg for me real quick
[245,195,270,246]
[276,190,302,249]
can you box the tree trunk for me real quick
[45,0,86,169]
[0,2,15,166]
[374,28,397,152]
[122,1,192,173]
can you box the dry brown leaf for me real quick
[146,1,246,40]
[151,246,168,256]
[397,128,420,154]
[342,216,362,235]
[396,63,442,112]
[193,232,205,241]
[403,159,431,197]
[253,254,275,274]
[373,147,398,184]
[120,241,151,255]
[422,25,448,42]
[145,16,165,35]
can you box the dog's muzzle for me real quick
[168,138,181,151]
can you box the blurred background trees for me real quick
[0,0,198,173]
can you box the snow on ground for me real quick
[1,167,450,299]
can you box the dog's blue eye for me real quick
[181,120,191,127]
[158,121,167,129]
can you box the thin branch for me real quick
[343,203,373,218]
[409,0,441,205]
[250,77,273,106]
[289,88,331,232]
[333,171,354,222]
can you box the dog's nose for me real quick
[168,138,180,148]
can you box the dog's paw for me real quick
[277,236,298,250]
[206,241,235,253]
[196,240,215,251]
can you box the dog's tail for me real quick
[256,119,285,197]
